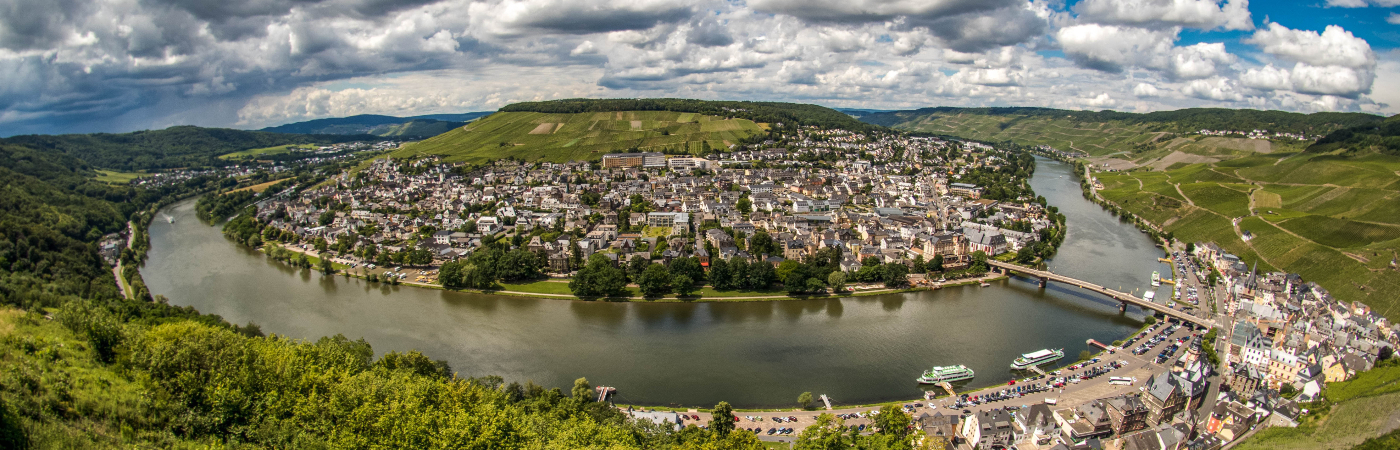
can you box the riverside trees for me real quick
[569,254,629,298]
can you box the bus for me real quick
[1109,377,1136,386]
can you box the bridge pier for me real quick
[1038,277,1047,288]
[1119,302,1127,313]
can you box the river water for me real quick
[143,157,1172,408]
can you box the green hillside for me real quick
[2,126,379,171]
[1093,149,1400,318]
[369,119,466,137]
[864,108,1383,168]
[392,110,764,163]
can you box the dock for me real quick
[819,394,833,410]
[1027,365,1046,376]
[937,382,956,397]
[595,386,616,403]
[1087,339,1110,350]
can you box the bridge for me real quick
[986,260,1212,327]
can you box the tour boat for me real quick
[1151,271,1161,287]
[1143,291,1156,302]
[1010,348,1064,370]
[917,365,976,384]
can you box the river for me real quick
[142,157,1172,408]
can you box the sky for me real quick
[1,0,1398,136]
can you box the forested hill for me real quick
[2,126,378,171]
[502,98,881,132]
[1309,113,1400,155]
[862,106,1383,136]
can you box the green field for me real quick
[94,169,145,184]
[1235,364,1400,450]
[391,111,763,163]
[218,144,315,160]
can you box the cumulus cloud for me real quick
[1055,24,1175,72]
[1240,64,1292,91]
[1245,22,1375,97]
[1181,77,1243,101]
[1324,0,1400,7]
[0,0,1392,134]
[1133,82,1161,97]
[1073,0,1252,30]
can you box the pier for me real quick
[937,382,956,397]
[1027,365,1046,376]
[1087,339,1110,350]
[819,394,833,410]
[595,386,616,403]
[985,260,1212,327]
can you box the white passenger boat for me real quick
[1011,348,1064,370]
[917,365,976,384]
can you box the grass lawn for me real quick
[95,169,146,184]
[498,280,580,296]
[643,226,675,238]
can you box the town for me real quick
[236,126,1061,298]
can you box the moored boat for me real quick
[1010,348,1064,370]
[917,365,975,384]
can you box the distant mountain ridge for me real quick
[260,112,493,136]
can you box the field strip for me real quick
[528,123,556,134]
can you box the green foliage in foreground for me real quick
[2,307,769,449]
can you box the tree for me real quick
[930,254,944,272]
[736,197,752,214]
[638,264,673,297]
[882,263,908,287]
[1078,350,1093,362]
[674,274,697,297]
[627,255,650,282]
[668,257,705,283]
[798,392,815,410]
[777,260,801,285]
[873,405,912,438]
[709,258,731,290]
[710,401,736,436]
[569,254,629,298]
[749,231,777,256]
[805,277,826,294]
[319,256,335,275]
[1015,245,1035,264]
[971,251,989,272]
[1185,242,1195,253]
[827,271,846,292]
[794,414,851,450]
[572,377,593,401]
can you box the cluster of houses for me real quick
[909,243,1398,450]
[247,126,1056,277]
